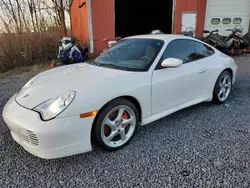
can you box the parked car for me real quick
[2,34,237,159]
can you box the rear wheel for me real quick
[212,71,232,104]
[93,99,139,151]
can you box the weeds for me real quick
[0,32,61,73]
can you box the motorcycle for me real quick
[102,36,122,53]
[50,37,89,69]
[150,27,194,37]
[203,26,250,55]
[181,26,195,37]
[202,29,219,42]
[203,29,236,55]
[150,29,164,34]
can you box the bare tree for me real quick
[0,14,11,33]
[0,0,69,34]
[50,0,67,35]
[0,0,20,32]
[59,0,67,36]
[19,0,30,31]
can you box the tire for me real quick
[212,71,232,104]
[92,98,139,151]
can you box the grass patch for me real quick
[0,55,99,80]
[0,63,49,80]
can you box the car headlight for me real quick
[33,91,76,121]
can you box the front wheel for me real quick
[93,99,139,151]
[212,71,232,104]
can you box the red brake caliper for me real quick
[122,112,129,128]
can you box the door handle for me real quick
[199,68,206,74]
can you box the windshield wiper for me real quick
[88,60,100,66]
[100,63,127,71]
[89,61,139,71]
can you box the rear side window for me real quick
[194,41,215,60]
[160,39,197,64]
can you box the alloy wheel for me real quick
[217,74,232,102]
[100,105,136,148]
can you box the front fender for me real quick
[58,72,152,119]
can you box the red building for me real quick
[70,0,250,54]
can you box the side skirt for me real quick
[140,95,212,126]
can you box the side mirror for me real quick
[161,58,183,68]
[203,30,210,34]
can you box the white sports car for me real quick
[3,34,237,159]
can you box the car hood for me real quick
[15,63,135,109]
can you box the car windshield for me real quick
[90,38,164,71]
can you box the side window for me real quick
[156,39,196,69]
[194,41,215,60]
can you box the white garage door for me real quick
[204,0,250,36]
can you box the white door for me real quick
[204,0,250,35]
[182,12,197,36]
[152,39,207,114]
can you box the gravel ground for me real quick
[0,56,250,188]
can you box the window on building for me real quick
[211,18,220,25]
[233,18,242,24]
[222,18,231,24]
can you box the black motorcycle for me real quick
[202,26,250,55]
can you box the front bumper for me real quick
[2,94,94,159]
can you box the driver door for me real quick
[152,39,207,114]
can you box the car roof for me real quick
[124,34,219,53]
[125,34,193,41]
